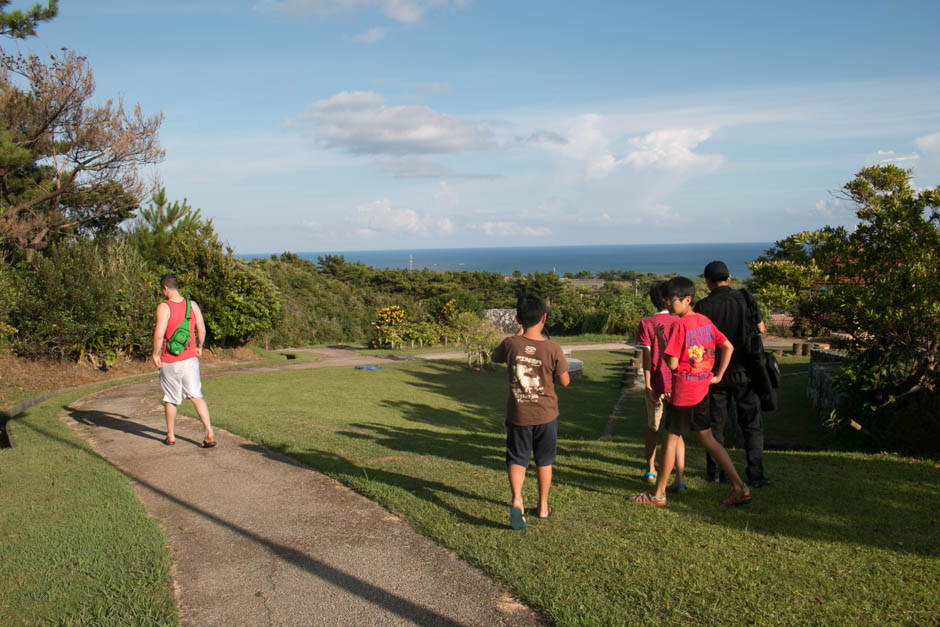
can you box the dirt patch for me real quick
[0,347,254,408]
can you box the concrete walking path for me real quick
[63,346,639,625]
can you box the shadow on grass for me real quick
[255,439,508,530]
[19,415,471,626]
[300,360,939,558]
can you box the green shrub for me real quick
[10,238,157,365]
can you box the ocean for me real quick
[245,242,772,278]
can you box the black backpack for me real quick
[739,289,779,412]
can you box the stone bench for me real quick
[561,347,584,380]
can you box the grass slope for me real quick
[0,388,178,626]
[203,350,939,625]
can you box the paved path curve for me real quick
[63,344,631,626]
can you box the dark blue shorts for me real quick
[505,418,558,467]
[664,397,711,437]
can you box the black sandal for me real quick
[163,437,175,446]
[201,439,216,448]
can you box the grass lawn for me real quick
[0,387,178,625]
[203,350,940,625]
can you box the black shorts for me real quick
[505,418,558,467]
[664,397,711,437]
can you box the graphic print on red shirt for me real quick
[664,312,727,407]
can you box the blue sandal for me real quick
[643,472,657,484]
[668,483,688,493]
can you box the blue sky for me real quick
[13,0,940,253]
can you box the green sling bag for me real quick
[166,299,192,356]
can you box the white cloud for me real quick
[352,26,385,43]
[876,149,919,165]
[254,0,453,23]
[347,198,453,238]
[474,221,551,238]
[540,115,723,179]
[295,90,496,156]
[914,132,940,151]
[543,114,623,179]
[625,128,724,172]
[434,181,459,208]
[815,197,855,218]
[300,219,339,242]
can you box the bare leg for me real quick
[674,435,686,486]
[644,428,658,474]
[164,402,177,442]
[695,429,748,494]
[653,432,680,499]
[536,465,552,518]
[508,464,527,512]
[189,397,214,442]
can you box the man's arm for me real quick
[711,339,734,385]
[152,303,170,368]
[665,355,679,371]
[192,301,206,357]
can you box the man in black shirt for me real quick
[694,261,771,487]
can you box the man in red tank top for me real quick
[151,274,216,448]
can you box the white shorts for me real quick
[160,358,202,405]
[645,393,670,431]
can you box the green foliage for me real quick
[454,311,501,369]
[594,283,654,336]
[0,0,57,40]
[755,166,939,453]
[819,167,940,453]
[129,190,280,347]
[372,305,406,348]
[9,237,157,364]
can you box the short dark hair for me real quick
[703,260,730,282]
[649,281,668,310]
[516,292,547,329]
[160,274,179,290]
[665,276,695,302]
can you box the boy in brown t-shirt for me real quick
[491,292,570,530]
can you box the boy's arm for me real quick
[711,339,734,385]
[641,348,659,404]
[665,355,679,371]
[557,371,570,387]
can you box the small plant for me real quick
[372,305,406,348]
[455,312,501,370]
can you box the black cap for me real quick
[703,260,730,282]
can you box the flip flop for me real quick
[643,471,657,484]
[722,489,752,507]
[629,490,667,507]
[163,437,175,446]
[510,507,526,530]
[668,483,688,493]
[535,509,552,520]
[201,439,217,449]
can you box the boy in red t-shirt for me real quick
[630,277,752,508]
[635,281,685,489]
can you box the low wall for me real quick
[807,349,847,417]
[484,309,519,334]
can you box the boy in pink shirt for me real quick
[635,281,685,490]
[630,277,752,508]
